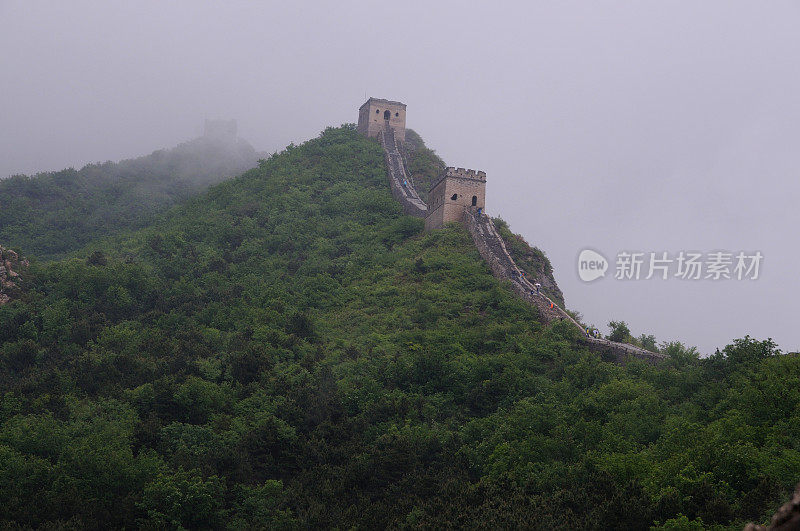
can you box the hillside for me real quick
[0,133,260,260]
[1,125,799,529]
[403,128,446,203]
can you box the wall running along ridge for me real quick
[463,209,666,364]
[371,118,665,364]
[379,128,427,218]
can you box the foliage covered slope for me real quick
[0,126,798,529]
[403,128,446,203]
[0,134,259,260]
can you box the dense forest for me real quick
[1,126,798,528]
[0,134,260,259]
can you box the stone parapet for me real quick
[379,130,427,218]
[445,167,486,181]
[463,209,665,365]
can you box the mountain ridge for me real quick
[0,132,261,260]
[0,125,797,529]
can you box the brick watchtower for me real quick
[357,98,406,142]
[425,167,486,231]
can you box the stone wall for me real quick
[579,337,668,365]
[465,208,568,322]
[464,209,666,365]
[379,129,427,218]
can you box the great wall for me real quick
[359,97,666,364]
[379,126,427,218]
[0,102,664,364]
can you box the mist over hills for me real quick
[0,131,261,260]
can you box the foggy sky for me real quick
[2,1,799,354]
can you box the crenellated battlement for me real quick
[445,167,486,181]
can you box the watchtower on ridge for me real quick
[357,98,406,142]
[424,167,486,231]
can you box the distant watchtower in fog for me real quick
[357,98,406,142]
[204,119,237,139]
[425,168,486,231]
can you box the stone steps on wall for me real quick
[379,129,427,217]
[463,209,665,364]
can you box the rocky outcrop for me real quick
[0,245,28,305]
[745,483,800,530]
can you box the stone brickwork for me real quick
[464,209,666,365]
[358,98,406,142]
[379,128,427,218]
[465,208,564,321]
[579,337,668,365]
[425,167,486,231]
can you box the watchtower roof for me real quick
[359,97,407,110]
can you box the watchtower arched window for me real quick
[451,194,458,201]
[472,195,477,206]
[384,110,391,120]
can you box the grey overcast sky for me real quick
[2,1,799,354]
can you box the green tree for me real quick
[608,320,631,342]
[139,469,226,529]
